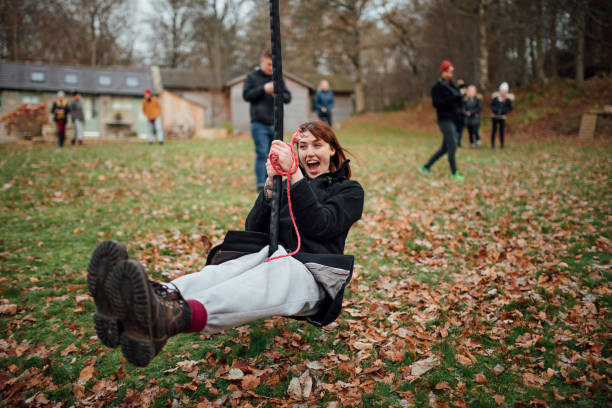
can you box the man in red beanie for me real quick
[420,60,465,181]
[141,89,164,145]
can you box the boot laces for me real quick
[150,281,185,307]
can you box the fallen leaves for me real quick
[1,122,610,407]
[408,355,440,377]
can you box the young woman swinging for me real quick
[87,120,364,367]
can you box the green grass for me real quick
[0,123,610,407]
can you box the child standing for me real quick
[490,82,514,149]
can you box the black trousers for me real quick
[318,111,332,126]
[467,124,480,144]
[456,121,464,146]
[491,118,505,148]
[425,120,457,174]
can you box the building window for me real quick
[98,75,112,86]
[65,73,79,85]
[30,72,45,83]
[22,95,40,103]
[126,77,139,88]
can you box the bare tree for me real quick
[145,0,193,68]
[191,0,244,87]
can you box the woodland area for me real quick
[1,0,611,112]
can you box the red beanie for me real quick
[439,60,454,73]
[144,88,152,95]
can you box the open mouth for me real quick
[306,160,320,173]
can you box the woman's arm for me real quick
[245,192,271,233]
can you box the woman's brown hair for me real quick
[297,120,351,179]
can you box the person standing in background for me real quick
[456,80,467,147]
[243,49,292,192]
[51,90,70,148]
[464,85,482,148]
[141,89,164,145]
[69,90,85,146]
[314,80,334,126]
[490,82,514,149]
[420,60,465,181]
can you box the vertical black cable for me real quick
[268,0,283,256]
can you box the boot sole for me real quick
[87,240,128,348]
[107,260,155,367]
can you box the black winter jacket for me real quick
[490,93,513,118]
[431,78,463,124]
[245,160,364,255]
[242,68,291,125]
[464,97,482,126]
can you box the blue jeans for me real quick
[251,122,274,186]
[147,117,164,143]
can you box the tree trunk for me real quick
[90,15,97,66]
[535,0,546,82]
[575,2,585,90]
[354,68,365,114]
[478,0,489,92]
[10,10,19,61]
[548,0,558,77]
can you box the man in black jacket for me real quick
[243,50,292,192]
[420,60,465,181]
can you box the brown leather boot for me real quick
[106,260,191,367]
[87,240,128,348]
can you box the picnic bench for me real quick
[579,105,612,139]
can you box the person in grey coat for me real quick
[464,85,482,148]
[69,91,85,145]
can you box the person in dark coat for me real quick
[314,80,334,125]
[50,91,70,147]
[243,49,292,192]
[420,60,465,181]
[456,80,467,147]
[490,82,514,149]
[87,120,364,367]
[464,85,482,148]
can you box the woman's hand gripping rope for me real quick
[265,128,303,262]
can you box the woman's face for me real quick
[298,131,335,179]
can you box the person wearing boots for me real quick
[141,89,164,145]
[69,90,85,145]
[87,120,364,367]
[464,85,482,148]
[51,91,70,147]
[420,60,465,181]
[490,82,514,149]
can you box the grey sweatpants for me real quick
[170,246,325,334]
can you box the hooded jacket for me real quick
[245,160,363,255]
[242,68,291,125]
[490,92,514,119]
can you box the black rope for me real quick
[268,0,283,256]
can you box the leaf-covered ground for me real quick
[0,121,610,407]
